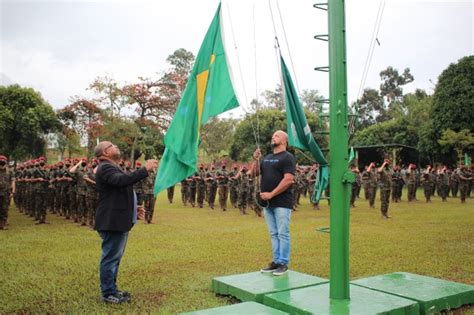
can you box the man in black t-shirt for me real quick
[251,130,296,276]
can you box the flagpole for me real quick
[328,0,351,300]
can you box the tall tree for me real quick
[199,117,238,162]
[379,66,414,104]
[0,84,59,160]
[300,89,325,113]
[431,55,474,133]
[57,99,103,159]
[261,84,284,110]
[438,129,474,164]
[88,75,127,117]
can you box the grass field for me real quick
[1,189,473,314]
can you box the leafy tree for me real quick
[379,66,414,104]
[438,129,474,164]
[200,117,238,162]
[355,88,385,128]
[431,56,474,133]
[261,84,284,110]
[88,75,127,117]
[57,98,103,159]
[300,89,325,113]
[0,84,59,161]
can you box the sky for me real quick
[0,0,472,117]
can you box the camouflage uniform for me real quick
[248,176,262,216]
[85,166,98,227]
[143,171,157,223]
[134,172,145,208]
[421,172,433,202]
[167,185,175,204]
[406,169,417,202]
[378,167,392,218]
[187,175,197,207]
[196,169,206,208]
[391,171,402,202]
[450,170,459,197]
[216,167,229,211]
[180,179,188,206]
[238,171,249,214]
[361,169,370,200]
[228,168,239,208]
[0,163,13,229]
[368,169,377,208]
[439,171,449,201]
[205,169,217,209]
[458,168,472,203]
[76,166,88,225]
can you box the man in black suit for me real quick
[93,141,158,304]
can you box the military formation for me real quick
[0,155,157,230]
[0,153,472,230]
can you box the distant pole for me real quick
[328,0,351,300]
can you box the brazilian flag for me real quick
[154,4,238,195]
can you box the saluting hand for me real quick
[145,159,158,171]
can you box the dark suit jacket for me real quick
[94,160,149,232]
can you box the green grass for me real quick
[1,190,473,314]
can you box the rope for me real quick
[224,1,260,147]
[253,3,261,149]
[357,0,386,100]
[275,0,301,95]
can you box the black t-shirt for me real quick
[260,151,296,208]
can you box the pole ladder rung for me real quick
[315,99,330,104]
[314,34,329,42]
[313,3,328,11]
[314,66,329,72]
[314,131,330,135]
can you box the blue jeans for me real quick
[264,207,291,265]
[98,231,129,296]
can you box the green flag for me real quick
[348,146,355,164]
[280,56,328,201]
[154,4,238,195]
[465,153,471,166]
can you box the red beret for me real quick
[0,155,7,161]
[136,162,142,167]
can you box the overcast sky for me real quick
[1,0,472,116]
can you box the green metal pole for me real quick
[328,0,351,300]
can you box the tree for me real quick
[0,84,59,161]
[300,89,325,113]
[261,84,284,110]
[355,88,385,128]
[88,75,127,117]
[431,56,474,133]
[57,98,103,159]
[438,129,474,164]
[200,117,238,162]
[379,66,414,104]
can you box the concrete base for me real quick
[352,272,474,314]
[181,301,289,315]
[212,270,328,303]
[263,283,420,314]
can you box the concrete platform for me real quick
[263,283,420,314]
[212,270,328,303]
[181,301,289,315]
[352,272,474,314]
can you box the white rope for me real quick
[252,3,261,148]
[224,0,260,147]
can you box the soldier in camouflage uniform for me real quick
[33,158,49,224]
[248,175,262,216]
[367,162,377,208]
[391,166,402,203]
[350,166,360,208]
[421,166,434,202]
[134,162,145,215]
[307,165,319,210]
[377,159,392,219]
[438,166,449,202]
[14,164,24,213]
[235,166,249,215]
[65,159,78,222]
[361,165,370,200]
[167,185,175,204]
[84,159,98,227]
[143,169,157,223]
[70,158,89,226]
[216,164,229,211]
[205,166,217,209]
[196,164,206,208]
[0,155,15,230]
[450,168,459,198]
[180,179,188,206]
[228,165,239,208]
[406,164,417,202]
[187,175,197,207]
[458,165,472,203]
